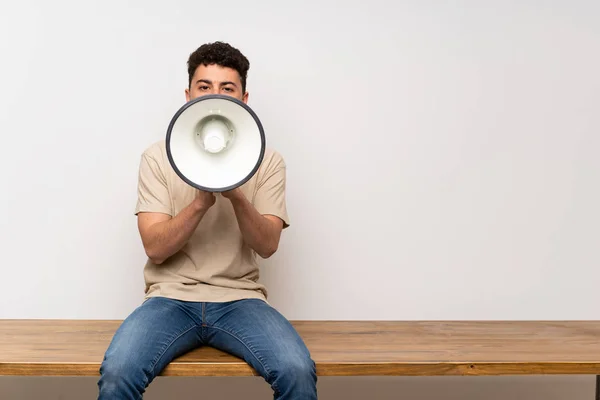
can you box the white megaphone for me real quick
[165,94,266,192]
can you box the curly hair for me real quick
[187,41,250,93]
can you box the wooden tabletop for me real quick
[1,320,600,376]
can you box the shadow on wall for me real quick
[0,375,594,400]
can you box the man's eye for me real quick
[199,86,209,90]
[223,87,233,92]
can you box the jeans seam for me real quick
[149,324,198,378]
[208,325,277,391]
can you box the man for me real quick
[97,41,318,400]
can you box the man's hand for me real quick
[221,188,243,201]
[193,189,216,211]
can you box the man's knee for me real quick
[281,354,316,378]
[98,355,151,399]
[271,350,318,396]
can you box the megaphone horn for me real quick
[166,94,266,192]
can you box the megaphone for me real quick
[166,94,266,192]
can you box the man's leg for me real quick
[205,299,318,400]
[97,297,203,400]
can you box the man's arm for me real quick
[223,188,284,259]
[138,191,215,264]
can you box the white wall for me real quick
[1,0,599,399]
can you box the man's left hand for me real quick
[221,188,243,201]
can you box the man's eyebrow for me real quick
[194,79,238,88]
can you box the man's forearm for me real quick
[143,200,209,264]
[228,193,281,258]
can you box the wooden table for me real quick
[1,320,599,398]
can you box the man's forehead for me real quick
[194,65,239,78]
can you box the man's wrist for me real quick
[228,193,245,207]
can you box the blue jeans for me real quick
[97,297,317,399]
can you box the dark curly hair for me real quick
[187,41,250,93]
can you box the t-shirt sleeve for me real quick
[134,152,172,216]
[253,155,290,229]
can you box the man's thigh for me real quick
[204,299,314,378]
[101,296,202,378]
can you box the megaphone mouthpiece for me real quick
[195,115,234,154]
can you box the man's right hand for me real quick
[193,190,216,212]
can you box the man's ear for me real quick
[242,91,249,104]
[185,87,191,102]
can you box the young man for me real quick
[97,41,318,400]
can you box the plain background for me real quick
[1,0,598,398]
